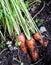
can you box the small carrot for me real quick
[33,32,43,45]
[17,33,31,60]
[26,38,39,61]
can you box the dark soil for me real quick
[0,49,31,65]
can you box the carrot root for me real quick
[33,32,43,45]
[26,38,39,61]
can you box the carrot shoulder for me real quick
[33,32,43,45]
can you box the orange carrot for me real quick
[33,32,43,45]
[17,33,27,53]
[31,51,39,61]
[26,38,39,61]
[17,33,31,60]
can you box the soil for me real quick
[0,49,31,65]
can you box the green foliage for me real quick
[15,41,21,47]
[0,42,6,48]
[35,19,43,27]
[0,31,6,48]
[25,1,29,9]
[0,10,3,20]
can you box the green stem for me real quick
[19,0,40,33]
[3,0,20,35]
[1,0,14,36]
[11,0,31,40]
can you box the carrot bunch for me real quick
[19,0,48,47]
[1,0,48,62]
[18,0,48,61]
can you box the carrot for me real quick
[33,32,43,45]
[31,51,39,61]
[26,38,39,61]
[17,33,31,60]
[19,42,31,60]
[26,38,35,51]
[17,33,27,53]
